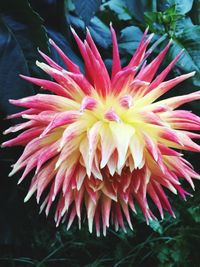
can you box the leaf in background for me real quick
[0,17,35,246]
[188,206,200,223]
[102,0,132,21]
[0,18,34,117]
[118,26,143,54]
[29,0,66,32]
[73,0,102,25]
[68,15,111,48]
[1,15,50,81]
[0,0,49,53]
[174,17,193,34]
[158,0,194,14]
[68,14,85,29]
[143,2,200,92]
[149,220,163,234]
[190,0,200,25]
[145,5,185,35]
[125,0,157,22]
[0,0,51,82]
[88,17,111,48]
[170,25,200,87]
[144,11,165,33]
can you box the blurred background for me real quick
[0,0,200,266]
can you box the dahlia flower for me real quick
[2,26,200,236]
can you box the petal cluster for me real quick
[2,26,200,236]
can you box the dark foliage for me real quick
[0,0,200,266]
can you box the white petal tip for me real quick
[18,178,23,184]
[96,232,100,237]
[149,33,154,38]
[35,60,41,66]
[8,171,14,177]
[24,196,29,203]
[61,209,66,217]
[55,160,62,169]
[190,71,196,76]
[70,26,75,33]
[49,38,55,45]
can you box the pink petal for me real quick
[9,94,74,111]
[136,41,171,82]
[1,127,44,147]
[38,48,63,71]
[20,75,71,98]
[147,50,184,92]
[101,196,112,236]
[49,38,81,73]
[40,110,80,137]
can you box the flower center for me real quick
[80,94,134,124]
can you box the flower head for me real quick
[2,26,200,236]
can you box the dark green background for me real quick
[0,0,200,266]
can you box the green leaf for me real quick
[167,0,194,14]
[102,0,132,21]
[145,5,186,35]
[190,0,200,25]
[144,11,165,33]
[158,0,194,14]
[118,26,143,54]
[149,220,163,234]
[0,0,49,53]
[188,206,200,222]
[0,17,34,117]
[73,0,102,25]
[125,0,157,22]
[88,17,111,48]
[145,11,160,24]
[170,25,200,86]
[0,0,51,82]
[175,17,194,34]
[0,21,35,246]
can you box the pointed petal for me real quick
[38,48,63,71]
[136,41,171,82]
[40,110,80,137]
[129,135,144,169]
[136,72,196,107]
[110,23,121,79]
[155,90,200,110]
[9,94,78,111]
[2,127,43,147]
[20,75,70,97]
[148,50,184,92]
[49,38,81,73]
[110,122,135,169]
[100,125,115,169]
[101,196,112,236]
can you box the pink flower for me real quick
[2,26,200,236]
